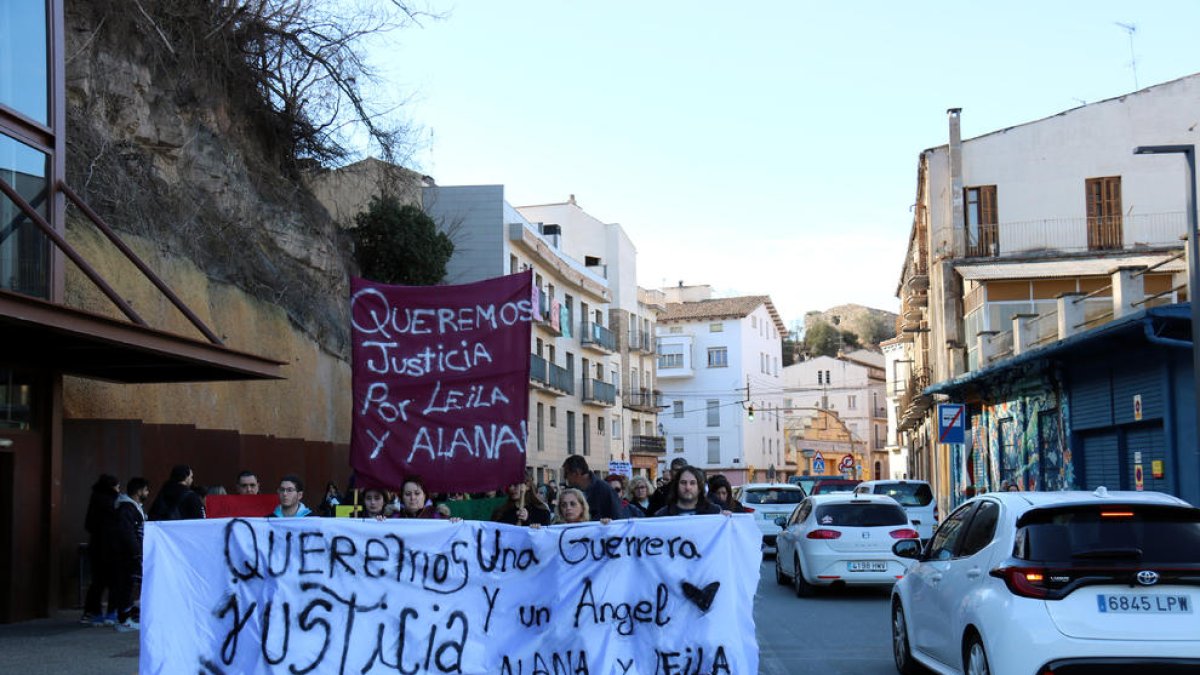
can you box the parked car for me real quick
[735,483,807,551]
[789,475,819,495]
[890,488,1200,675]
[810,478,861,495]
[855,479,937,540]
[774,493,918,596]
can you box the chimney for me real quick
[947,108,965,258]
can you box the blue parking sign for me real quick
[937,404,965,444]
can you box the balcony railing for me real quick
[629,328,655,353]
[624,387,663,412]
[581,321,616,352]
[581,377,616,406]
[530,354,573,395]
[962,211,1184,258]
[630,435,666,454]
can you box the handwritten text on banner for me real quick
[350,272,533,492]
[140,516,761,674]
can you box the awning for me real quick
[925,304,1190,397]
[0,289,285,383]
[956,255,1185,281]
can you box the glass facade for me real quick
[0,0,49,124]
[0,134,50,297]
[0,369,33,429]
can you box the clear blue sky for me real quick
[366,1,1200,326]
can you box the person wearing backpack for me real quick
[148,465,206,521]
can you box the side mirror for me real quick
[774,516,788,527]
[892,539,922,559]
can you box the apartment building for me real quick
[423,188,662,484]
[656,287,787,485]
[895,74,1198,511]
[781,350,889,480]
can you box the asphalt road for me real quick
[756,557,898,674]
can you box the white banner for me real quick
[140,515,762,674]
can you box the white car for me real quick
[890,488,1200,675]
[735,483,807,551]
[855,479,937,540]
[774,493,919,596]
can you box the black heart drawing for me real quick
[681,581,720,612]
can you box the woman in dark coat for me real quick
[81,474,120,625]
[491,476,552,526]
[393,476,445,519]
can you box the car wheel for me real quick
[793,555,814,598]
[965,635,990,675]
[774,555,789,585]
[891,602,920,675]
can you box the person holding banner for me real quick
[561,455,624,521]
[491,476,552,526]
[550,488,591,524]
[393,476,446,519]
[654,466,725,517]
[707,474,748,513]
[626,475,653,517]
[357,487,391,520]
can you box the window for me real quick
[1085,176,1123,250]
[0,1,48,123]
[706,400,720,427]
[581,414,590,455]
[535,403,544,452]
[673,400,684,418]
[550,406,557,427]
[612,419,621,438]
[707,347,728,368]
[658,352,683,368]
[825,370,831,383]
[751,316,758,328]
[0,134,51,297]
[818,371,823,385]
[964,185,998,257]
[597,416,604,435]
[709,322,723,332]
[1000,418,1018,486]
[669,326,682,334]
[959,500,1000,557]
[927,503,977,561]
[672,437,684,453]
[706,437,720,464]
[847,395,857,410]
[566,411,576,454]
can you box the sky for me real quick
[363,1,1200,327]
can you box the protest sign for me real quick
[350,272,534,493]
[141,515,761,674]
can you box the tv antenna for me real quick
[1115,22,1138,90]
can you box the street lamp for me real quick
[1133,144,1200,435]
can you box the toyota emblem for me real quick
[1136,570,1160,586]
[862,532,870,539]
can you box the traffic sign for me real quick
[838,454,855,471]
[937,403,966,444]
[812,451,826,474]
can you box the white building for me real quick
[880,336,909,479]
[656,288,787,485]
[423,186,661,484]
[782,350,889,480]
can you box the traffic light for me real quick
[747,404,755,420]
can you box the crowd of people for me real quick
[80,456,744,632]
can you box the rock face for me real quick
[59,3,355,441]
[805,304,898,349]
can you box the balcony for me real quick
[630,435,666,455]
[624,387,663,412]
[581,377,616,406]
[962,212,1184,259]
[629,328,655,354]
[529,354,572,396]
[581,320,616,353]
[535,294,562,336]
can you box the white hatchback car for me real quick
[890,489,1200,675]
[855,479,937,540]
[774,493,919,596]
[736,483,807,551]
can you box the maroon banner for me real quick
[349,272,533,493]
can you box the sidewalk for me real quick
[0,611,138,675]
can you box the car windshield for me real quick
[814,503,908,527]
[871,483,933,507]
[1016,505,1200,564]
[742,488,805,505]
[813,482,859,494]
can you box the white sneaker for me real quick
[114,619,139,633]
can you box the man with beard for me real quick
[653,465,723,516]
